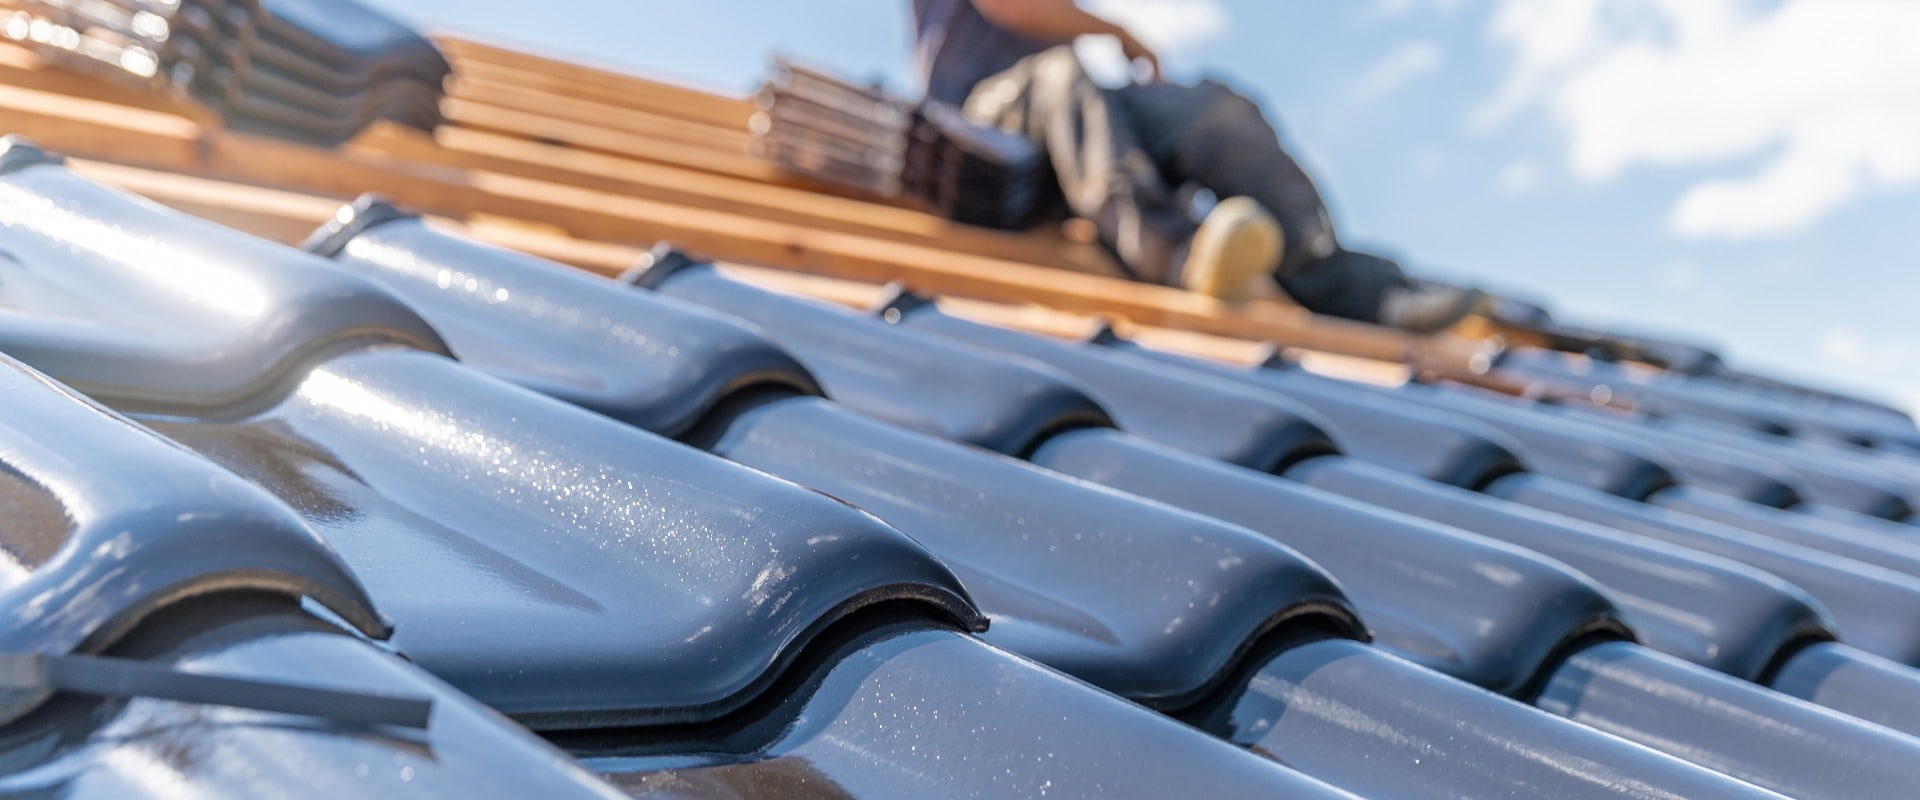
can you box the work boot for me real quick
[1376,283,1489,334]
[1178,196,1283,301]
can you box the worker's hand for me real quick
[1115,29,1163,82]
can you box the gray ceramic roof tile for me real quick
[586,626,1368,800]
[628,268,1664,694]
[0,352,385,724]
[0,158,985,730]
[639,256,1113,454]
[297,213,1366,711]
[1205,638,1787,799]
[0,138,447,415]
[1022,327,1847,684]
[310,203,823,438]
[1291,457,1834,683]
[1488,472,1920,664]
[1406,383,1809,507]
[703,395,1362,708]
[1029,426,1628,696]
[0,598,626,798]
[881,291,1340,472]
[1091,332,1530,489]
[12,132,1920,796]
[1504,348,1920,452]
[144,348,982,729]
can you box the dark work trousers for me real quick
[961,46,1404,322]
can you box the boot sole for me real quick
[1183,198,1283,302]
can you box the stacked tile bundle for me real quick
[10,135,1920,797]
[0,0,445,145]
[750,59,908,198]
[904,99,1058,230]
[752,58,1055,229]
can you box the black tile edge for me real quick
[618,243,701,289]
[1083,321,1125,346]
[301,194,419,257]
[0,136,64,175]
[871,282,938,323]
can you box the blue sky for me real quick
[369,0,1920,412]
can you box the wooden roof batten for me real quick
[0,32,1510,390]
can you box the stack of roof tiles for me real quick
[6,133,1920,797]
[753,60,1055,230]
[0,0,445,144]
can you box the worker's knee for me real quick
[964,46,1089,128]
[1026,46,1097,99]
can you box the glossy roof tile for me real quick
[1488,472,1920,664]
[0,139,447,414]
[881,291,1339,472]
[1771,642,1920,739]
[302,217,1371,706]
[1057,328,1842,682]
[1652,487,1920,581]
[625,269,1652,693]
[1206,638,1786,799]
[703,395,1362,709]
[0,598,626,798]
[1092,332,1529,489]
[1292,458,1834,683]
[331,231,1635,702]
[0,160,984,729]
[1399,384,1684,500]
[895,324,1920,788]
[1030,427,1628,696]
[1430,371,1919,519]
[310,204,822,438]
[0,353,385,724]
[282,218,1863,796]
[1504,348,1920,452]
[14,122,1920,796]
[146,349,981,728]
[1409,383,1810,508]
[639,256,1112,455]
[1644,414,1919,520]
[1539,641,1920,800]
[586,626,1367,800]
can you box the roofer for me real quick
[912,0,1486,333]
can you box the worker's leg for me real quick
[1119,80,1409,321]
[1119,80,1340,276]
[964,47,1195,284]
[1275,249,1407,322]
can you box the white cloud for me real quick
[1476,0,1920,240]
[1352,40,1445,102]
[1078,0,1230,86]
[1495,159,1541,194]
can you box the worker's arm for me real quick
[970,0,1161,80]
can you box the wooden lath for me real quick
[0,35,1517,389]
[73,156,1403,382]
